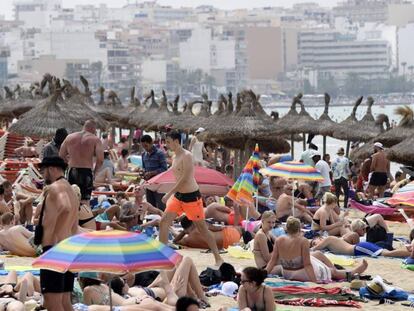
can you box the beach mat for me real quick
[227,246,254,259]
[0,265,40,276]
[326,254,356,267]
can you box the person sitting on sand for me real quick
[343,215,389,245]
[2,181,34,226]
[253,211,281,274]
[133,186,163,229]
[310,235,412,258]
[312,192,350,236]
[14,139,38,158]
[117,149,130,172]
[94,151,116,184]
[204,197,242,226]
[276,184,313,223]
[266,217,368,283]
[237,267,275,311]
[173,216,241,250]
[0,213,36,257]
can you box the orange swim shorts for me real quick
[166,192,205,221]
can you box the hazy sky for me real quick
[0,0,341,19]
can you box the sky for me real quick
[0,0,341,19]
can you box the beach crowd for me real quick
[0,120,413,311]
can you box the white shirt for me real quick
[315,160,332,187]
[300,149,315,167]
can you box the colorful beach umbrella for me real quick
[227,144,261,206]
[260,161,323,217]
[32,230,182,274]
[145,166,233,196]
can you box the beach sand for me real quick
[1,211,413,310]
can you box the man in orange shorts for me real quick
[160,131,223,266]
[173,216,241,249]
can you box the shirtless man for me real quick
[14,140,38,158]
[173,216,241,250]
[2,180,34,225]
[0,213,36,257]
[204,197,260,226]
[0,185,11,217]
[35,156,79,311]
[276,183,313,224]
[59,119,104,203]
[368,142,392,198]
[159,131,223,266]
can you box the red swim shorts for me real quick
[227,211,242,226]
[166,195,205,221]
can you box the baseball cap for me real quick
[195,127,205,133]
[208,281,239,297]
[374,142,384,149]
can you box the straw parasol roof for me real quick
[388,136,414,166]
[317,93,338,136]
[128,92,153,128]
[330,96,363,140]
[369,105,414,147]
[274,93,302,135]
[60,83,108,129]
[9,90,82,138]
[167,98,204,132]
[144,90,176,131]
[198,90,289,153]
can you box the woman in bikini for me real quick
[312,192,350,236]
[237,267,275,311]
[266,217,368,282]
[253,211,281,274]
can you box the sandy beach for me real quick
[1,209,413,311]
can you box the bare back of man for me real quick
[60,131,101,169]
[0,226,35,257]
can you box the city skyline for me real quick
[0,0,340,19]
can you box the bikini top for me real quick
[246,286,266,311]
[266,235,274,253]
[279,256,304,270]
[90,286,110,305]
[313,218,332,226]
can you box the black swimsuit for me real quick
[246,286,266,311]
[313,218,332,226]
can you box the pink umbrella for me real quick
[145,166,233,196]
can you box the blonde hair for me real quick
[351,219,367,232]
[322,192,337,205]
[261,211,276,221]
[286,216,301,234]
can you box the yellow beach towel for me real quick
[228,246,254,259]
[326,254,355,267]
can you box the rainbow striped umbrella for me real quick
[32,230,182,274]
[227,144,261,205]
[260,161,324,182]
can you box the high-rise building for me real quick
[298,30,392,81]
[0,47,9,87]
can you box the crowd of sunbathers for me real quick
[0,124,414,311]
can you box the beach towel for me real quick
[349,200,396,215]
[272,286,350,295]
[0,267,40,276]
[326,254,356,267]
[265,281,308,288]
[227,246,254,259]
[275,297,361,308]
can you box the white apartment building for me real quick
[298,30,392,81]
[30,32,107,66]
[179,28,236,74]
[14,0,61,29]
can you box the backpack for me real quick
[366,225,387,244]
[199,267,221,286]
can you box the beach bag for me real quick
[366,225,387,244]
[199,267,221,286]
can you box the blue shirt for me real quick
[142,145,167,175]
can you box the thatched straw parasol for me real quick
[369,106,414,147]
[144,90,176,131]
[388,136,414,166]
[167,98,204,132]
[9,90,82,138]
[60,82,108,129]
[331,96,363,141]
[128,92,153,128]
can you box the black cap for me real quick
[39,156,67,170]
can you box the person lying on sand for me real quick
[173,216,241,250]
[310,235,412,258]
[0,270,41,310]
[342,214,389,245]
[0,213,36,257]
